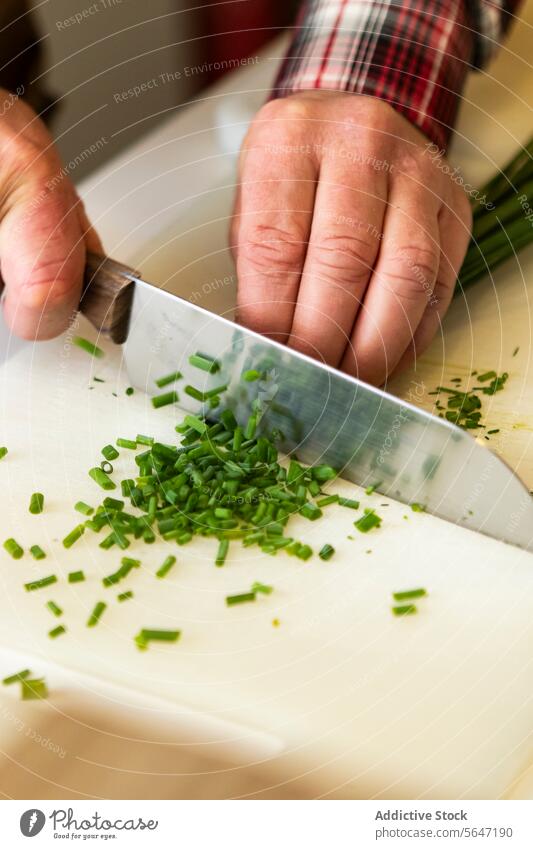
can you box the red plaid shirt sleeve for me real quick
[272,1,522,150]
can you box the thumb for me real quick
[1,180,86,340]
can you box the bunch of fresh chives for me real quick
[458,137,533,291]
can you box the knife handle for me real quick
[80,252,138,344]
[0,250,138,345]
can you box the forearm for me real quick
[273,0,523,150]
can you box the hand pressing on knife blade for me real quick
[0,91,102,340]
[230,92,472,386]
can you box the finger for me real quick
[287,161,387,365]
[1,185,86,340]
[232,144,317,341]
[341,178,441,384]
[394,199,472,373]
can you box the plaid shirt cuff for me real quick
[273,0,521,151]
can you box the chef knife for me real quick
[42,253,533,552]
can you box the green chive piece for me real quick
[46,601,63,617]
[251,581,273,595]
[4,538,23,559]
[338,498,360,509]
[0,447,7,460]
[62,524,85,549]
[3,669,31,686]
[116,438,137,450]
[117,590,133,602]
[75,501,94,516]
[226,592,256,606]
[126,387,135,396]
[311,465,337,482]
[393,588,427,601]
[134,628,181,650]
[73,336,104,358]
[87,601,107,627]
[21,678,48,700]
[242,369,262,382]
[354,510,382,533]
[392,604,418,617]
[477,370,497,383]
[49,625,66,639]
[189,353,220,374]
[316,494,339,507]
[155,370,183,388]
[215,538,229,567]
[25,575,57,592]
[184,414,207,434]
[89,467,115,490]
[68,570,85,583]
[184,385,205,401]
[299,502,322,521]
[319,544,335,561]
[152,391,179,409]
[156,555,176,578]
[102,444,119,461]
[121,557,141,570]
[135,434,154,446]
[30,544,46,560]
[410,503,426,513]
[29,492,44,514]
[245,415,257,440]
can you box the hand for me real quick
[0,91,102,339]
[230,91,472,385]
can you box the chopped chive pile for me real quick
[430,371,508,431]
[29,492,44,514]
[73,336,104,359]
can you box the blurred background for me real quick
[1,0,299,181]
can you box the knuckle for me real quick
[238,225,307,275]
[309,233,376,286]
[381,244,440,300]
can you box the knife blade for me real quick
[77,253,533,552]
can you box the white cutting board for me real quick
[1,9,533,801]
[0,327,532,801]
